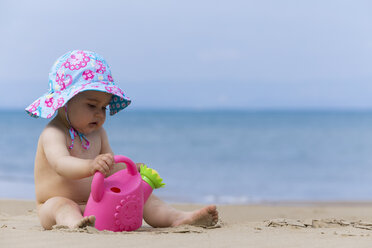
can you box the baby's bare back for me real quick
[34,126,102,205]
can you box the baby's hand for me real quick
[90,153,114,176]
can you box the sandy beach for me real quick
[2,200,372,247]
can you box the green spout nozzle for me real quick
[140,165,165,189]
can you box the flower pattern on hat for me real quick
[25,50,131,118]
[95,60,106,74]
[63,51,90,71]
[82,70,95,81]
[55,70,73,91]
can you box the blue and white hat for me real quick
[25,50,131,118]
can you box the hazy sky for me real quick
[1,0,372,109]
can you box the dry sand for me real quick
[2,200,372,247]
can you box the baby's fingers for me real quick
[102,154,115,167]
[97,160,110,175]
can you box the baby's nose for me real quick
[95,109,105,118]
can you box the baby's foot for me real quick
[73,215,96,229]
[172,205,219,227]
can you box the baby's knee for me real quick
[41,197,73,212]
[37,197,78,229]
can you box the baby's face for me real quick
[67,90,112,134]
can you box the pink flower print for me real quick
[105,86,124,97]
[28,99,40,112]
[117,88,124,96]
[63,51,90,71]
[95,60,106,74]
[44,97,54,107]
[107,74,114,82]
[53,97,65,110]
[82,70,95,81]
[56,72,72,90]
[105,86,114,94]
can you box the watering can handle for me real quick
[91,155,138,202]
[113,155,138,176]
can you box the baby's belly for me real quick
[35,175,93,205]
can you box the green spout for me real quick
[140,165,165,189]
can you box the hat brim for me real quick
[25,81,131,119]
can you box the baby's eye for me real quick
[87,104,96,108]
[102,106,108,111]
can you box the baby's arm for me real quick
[42,126,113,179]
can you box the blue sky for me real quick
[0,0,372,109]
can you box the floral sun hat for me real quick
[25,50,131,118]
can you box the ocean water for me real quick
[2,109,372,204]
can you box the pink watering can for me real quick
[84,155,165,232]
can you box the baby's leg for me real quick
[37,196,95,230]
[143,194,218,228]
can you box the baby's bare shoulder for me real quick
[40,122,66,144]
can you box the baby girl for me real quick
[25,50,218,229]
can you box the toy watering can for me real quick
[84,155,165,232]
